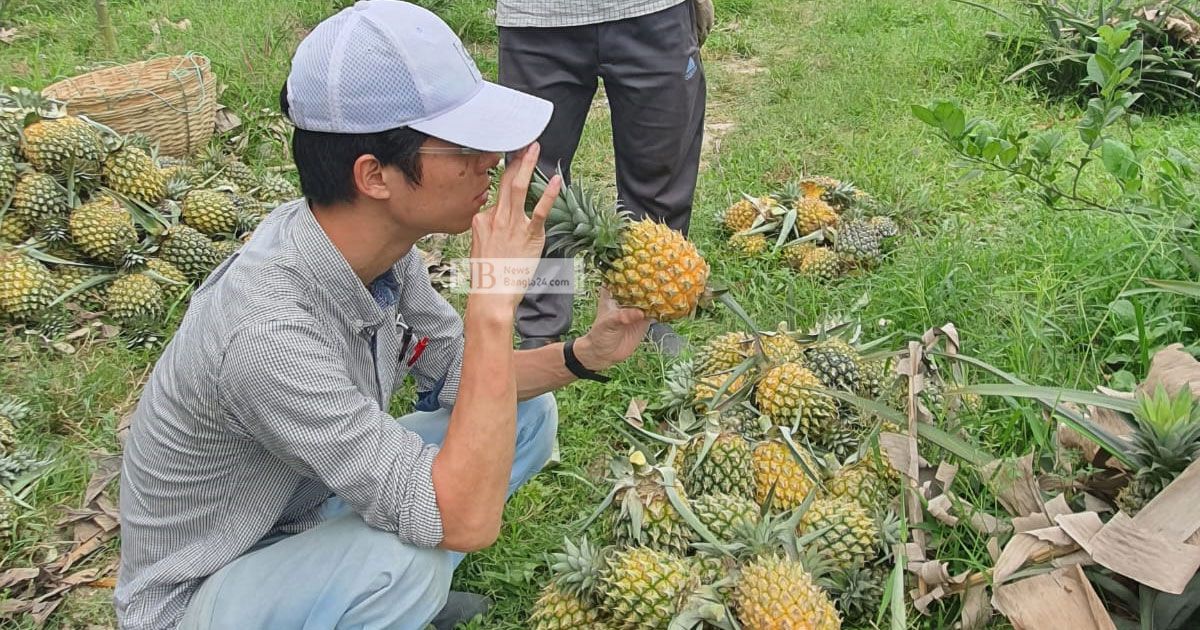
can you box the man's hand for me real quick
[575,288,652,371]
[469,142,562,314]
[693,0,715,47]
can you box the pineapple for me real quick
[600,546,697,630]
[858,356,895,399]
[751,439,818,510]
[798,175,842,200]
[0,448,46,486]
[781,242,812,270]
[727,404,769,441]
[0,489,14,534]
[256,173,298,204]
[833,219,884,266]
[105,273,164,323]
[530,583,608,630]
[158,224,220,280]
[0,214,31,244]
[719,197,767,233]
[0,110,20,150]
[145,258,190,301]
[692,492,760,541]
[826,457,889,510]
[803,338,863,394]
[735,554,842,630]
[795,198,840,235]
[679,414,755,498]
[821,180,862,211]
[1116,386,1200,515]
[729,232,767,256]
[222,158,258,192]
[69,197,138,266]
[798,497,879,571]
[756,326,804,364]
[796,246,844,282]
[10,172,67,226]
[0,251,56,322]
[598,452,696,555]
[659,359,697,411]
[19,116,105,179]
[694,331,752,376]
[0,151,15,201]
[869,215,899,237]
[693,370,750,412]
[530,537,608,630]
[0,416,15,453]
[210,239,240,262]
[755,363,837,441]
[182,190,238,237]
[533,170,709,322]
[104,145,167,205]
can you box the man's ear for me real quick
[353,154,391,201]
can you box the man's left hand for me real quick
[575,289,652,371]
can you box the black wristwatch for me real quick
[564,338,610,383]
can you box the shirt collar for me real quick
[291,200,394,332]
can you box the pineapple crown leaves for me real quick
[0,397,30,424]
[529,166,627,268]
[544,536,608,601]
[0,447,53,490]
[0,87,66,123]
[668,586,739,630]
[1127,384,1200,475]
[694,356,760,413]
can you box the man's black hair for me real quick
[280,82,429,206]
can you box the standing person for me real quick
[113,2,652,628]
[497,0,714,355]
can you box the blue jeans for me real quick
[176,394,558,630]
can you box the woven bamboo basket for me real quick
[42,54,217,158]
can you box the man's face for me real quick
[393,138,502,234]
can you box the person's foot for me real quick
[645,322,685,357]
[518,336,560,350]
[429,591,493,629]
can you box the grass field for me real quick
[1,0,1199,627]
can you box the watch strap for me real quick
[564,338,610,383]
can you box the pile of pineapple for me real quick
[0,88,298,344]
[720,176,899,282]
[529,325,929,629]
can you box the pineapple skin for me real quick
[680,431,755,498]
[69,198,138,265]
[182,190,238,237]
[529,583,608,630]
[734,555,842,630]
[755,363,837,441]
[105,147,167,205]
[0,252,56,322]
[798,497,879,571]
[19,116,104,179]
[105,273,164,323]
[603,220,709,322]
[600,547,698,630]
[751,440,817,511]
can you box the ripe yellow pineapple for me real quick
[720,196,771,233]
[145,258,190,301]
[781,242,812,270]
[529,583,608,630]
[735,555,842,629]
[0,251,56,322]
[795,198,839,235]
[530,537,609,630]
[19,116,104,179]
[755,363,837,440]
[693,371,751,412]
[533,170,709,322]
[757,325,804,364]
[729,232,767,256]
[105,273,164,323]
[0,151,15,201]
[104,146,167,205]
[182,190,238,236]
[69,197,138,266]
[796,247,844,282]
[751,439,817,510]
[798,497,879,570]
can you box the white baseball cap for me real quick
[284,0,552,152]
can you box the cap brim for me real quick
[409,82,552,153]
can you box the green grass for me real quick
[2,0,1200,627]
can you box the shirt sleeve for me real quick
[219,318,444,548]
[395,250,465,411]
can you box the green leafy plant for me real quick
[957,0,1200,109]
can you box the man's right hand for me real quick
[468,142,562,313]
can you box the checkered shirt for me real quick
[495,0,684,27]
[114,199,465,629]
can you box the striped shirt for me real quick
[495,0,684,28]
[115,199,465,629]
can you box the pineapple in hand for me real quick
[530,167,709,322]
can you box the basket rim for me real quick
[42,54,213,102]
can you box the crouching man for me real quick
[114,2,650,628]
